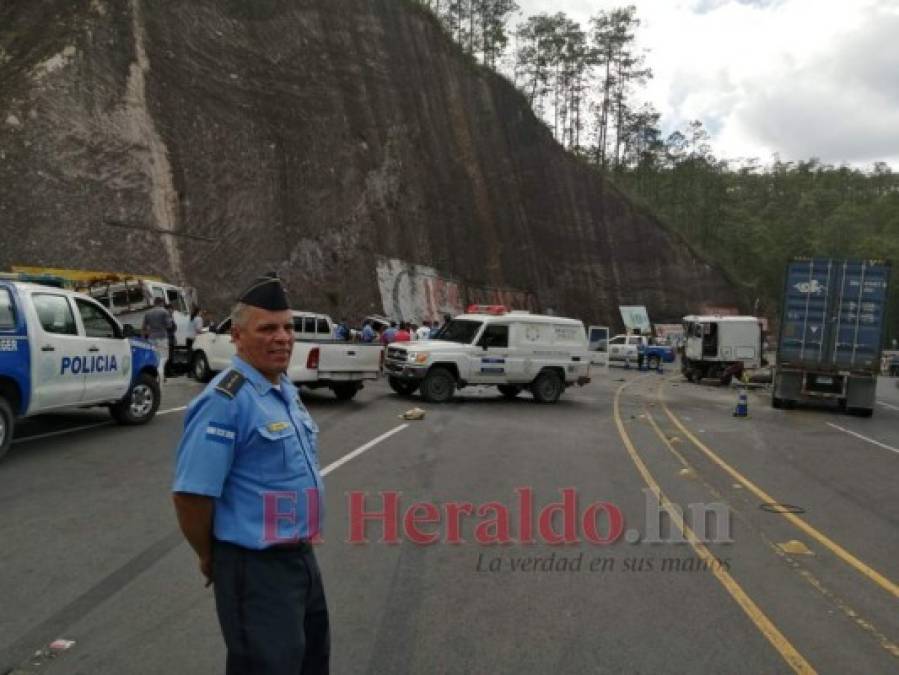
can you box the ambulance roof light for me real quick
[466,304,508,315]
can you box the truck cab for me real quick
[383,305,591,403]
[681,315,762,385]
[0,281,161,459]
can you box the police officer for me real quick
[635,329,646,371]
[172,273,329,674]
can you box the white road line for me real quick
[12,422,112,445]
[13,405,189,445]
[877,401,899,412]
[320,423,409,476]
[12,409,407,471]
[826,422,899,456]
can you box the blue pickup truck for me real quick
[607,334,676,368]
[0,281,161,460]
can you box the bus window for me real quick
[112,290,130,308]
[166,289,181,310]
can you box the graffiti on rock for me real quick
[376,257,538,322]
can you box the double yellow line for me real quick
[615,376,899,673]
[658,387,899,600]
[612,380,816,674]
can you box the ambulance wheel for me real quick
[388,376,419,396]
[498,384,523,399]
[531,370,563,404]
[0,397,14,461]
[111,372,161,425]
[647,355,660,370]
[192,352,212,383]
[420,368,455,403]
[332,382,360,401]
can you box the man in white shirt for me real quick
[416,321,432,341]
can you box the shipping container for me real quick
[773,258,891,416]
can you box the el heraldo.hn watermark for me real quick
[265,487,734,574]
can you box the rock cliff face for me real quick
[0,0,740,325]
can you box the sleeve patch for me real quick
[205,423,237,444]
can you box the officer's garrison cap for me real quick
[238,272,290,311]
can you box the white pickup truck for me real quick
[190,311,382,400]
[1,281,161,459]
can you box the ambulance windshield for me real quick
[439,319,483,344]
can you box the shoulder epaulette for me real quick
[215,370,246,399]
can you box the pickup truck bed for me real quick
[191,328,382,401]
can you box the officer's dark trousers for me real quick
[213,540,330,675]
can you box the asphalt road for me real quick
[1,369,897,674]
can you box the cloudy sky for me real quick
[515,0,899,168]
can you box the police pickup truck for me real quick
[607,334,675,369]
[383,305,591,403]
[0,281,161,460]
[190,310,382,400]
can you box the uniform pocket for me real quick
[254,424,308,481]
[300,417,319,460]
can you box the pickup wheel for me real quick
[531,370,563,404]
[332,382,361,401]
[110,372,160,425]
[647,355,660,370]
[420,368,456,403]
[192,351,213,383]
[0,397,14,461]
[388,376,420,396]
[498,384,523,399]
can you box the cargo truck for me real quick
[681,315,763,385]
[773,258,891,416]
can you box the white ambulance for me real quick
[383,305,591,403]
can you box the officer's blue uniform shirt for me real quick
[172,356,325,549]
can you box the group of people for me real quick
[333,315,451,345]
[373,318,444,345]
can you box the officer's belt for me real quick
[266,540,313,554]
[215,539,312,554]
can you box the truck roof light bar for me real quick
[466,304,508,315]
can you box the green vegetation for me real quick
[410,1,897,342]
[614,145,899,342]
